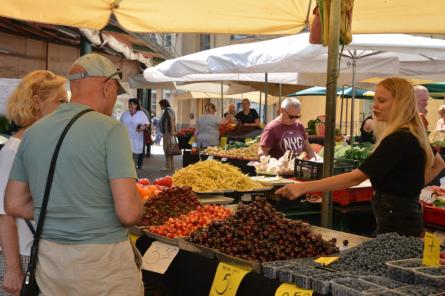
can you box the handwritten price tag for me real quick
[208,155,214,160]
[142,241,179,274]
[423,232,440,266]
[274,283,313,296]
[209,262,250,296]
[314,257,339,266]
[220,137,228,148]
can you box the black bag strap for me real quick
[25,108,93,282]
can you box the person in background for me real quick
[151,116,162,145]
[159,99,176,171]
[259,97,315,160]
[196,103,220,148]
[414,85,430,130]
[120,98,150,169]
[0,70,67,295]
[277,77,445,237]
[223,103,237,124]
[5,53,144,295]
[235,99,260,127]
[359,115,375,143]
[436,105,445,132]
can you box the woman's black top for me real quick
[235,109,259,124]
[360,116,375,143]
[359,129,425,197]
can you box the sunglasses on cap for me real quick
[104,71,123,82]
[68,70,122,81]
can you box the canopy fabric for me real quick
[0,0,313,35]
[175,91,278,105]
[2,1,445,34]
[289,86,374,99]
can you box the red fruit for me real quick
[138,178,150,185]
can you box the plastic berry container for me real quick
[385,259,423,283]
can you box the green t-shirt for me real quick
[9,103,137,244]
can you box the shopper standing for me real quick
[159,99,176,170]
[5,53,144,295]
[277,77,445,237]
[195,103,221,148]
[0,70,67,295]
[120,98,150,169]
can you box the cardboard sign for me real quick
[274,283,313,296]
[142,241,179,274]
[209,262,250,296]
[423,232,440,266]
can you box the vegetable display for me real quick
[189,199,338,262]
[172,160,265,192]
[204,142,259,160]
[148,205,232,238]
[139,186,199,226]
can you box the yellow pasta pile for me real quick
[172,160,265,192]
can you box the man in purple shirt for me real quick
[259,97,315,159]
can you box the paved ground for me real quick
[136,145,183,180]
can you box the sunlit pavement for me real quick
[136,145,183,180]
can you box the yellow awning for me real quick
[0,0,312,35]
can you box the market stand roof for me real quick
[1,1,445,35]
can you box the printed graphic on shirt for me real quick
[280,131,305,154]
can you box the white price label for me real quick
[142,241,179,274]
[208,155,214,160]
[221,158,228,162]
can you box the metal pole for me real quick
[80,35,92,56]
[350,54,357,145]
[264,73,269,123]
[321,0,342,229]
[259,91,262,120]
[220,81,224,118]
[279,83,283,106]
[339,93,344,135]
[344,94,349,135]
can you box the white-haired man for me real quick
[414,85,429,130]
[259,97,315,159]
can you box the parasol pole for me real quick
[321,0,342,229]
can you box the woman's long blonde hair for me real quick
[374,77,433,169]
[6,70,66,127]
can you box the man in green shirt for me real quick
[5,54,144,295]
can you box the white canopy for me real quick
[144,33,445,86]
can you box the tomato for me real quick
[154,176,173,187]
[138,178,150,186]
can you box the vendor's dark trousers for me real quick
[133,153,144,169]
[372,192,423,237]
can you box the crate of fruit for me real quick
[423,203,445,227]
[294,158,357,181]
[385,259,423,284]
[414,266,445,288]
[292,268,330,290]
[330,277,386,296]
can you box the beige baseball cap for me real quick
[68,53,129,95]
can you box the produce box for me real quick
[330,277,386,296]
[385,259,423,283]
[359,276,409,290]
[292,268,330,289]
[311,271,353,295]
[394,285,445,295]
[423,203,445,227]
[414,266,445,288]
[294,158,357,181]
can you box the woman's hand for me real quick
[3,267,23,295]
[275,183,307,200]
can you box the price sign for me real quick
[142,241,179,274]
[209,262,250,296]
[423,232,440,266]
[221,158,228,162]
[220,137,228,148]
[314,257,339,266]
[208,155,214,160]
[274,283,313,296]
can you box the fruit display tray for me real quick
[177,238,215,259]
[214,249,262,273]
[142,229,181,246]
[414,266,445,288]
[385,259,423,284]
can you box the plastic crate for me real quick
[311,271,352,295]
[385,259,423,283]
[330,278,385,296]
[359,276,409,289]
[294,158,357,181]
[423,204,445,227]
[414,266,445,288]
[395,285,445,295]
[262,260,294,279]
[292,268,330,289]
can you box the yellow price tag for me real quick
[220,137,228,148]
[423,232,440,266]
[245,138,253,144]
[314,257,339,266]
[188,136,196,145]
[274,283,313,296]
[209,262,250,296]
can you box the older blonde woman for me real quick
[0,70,67,295]
[435,105,445,132]
[277,77,445,237]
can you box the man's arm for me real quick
[303,140,316,159]
[4,181,33,219]
[110,178,144,226]
[425,153,445,185]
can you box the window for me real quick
[200,34,211,50]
